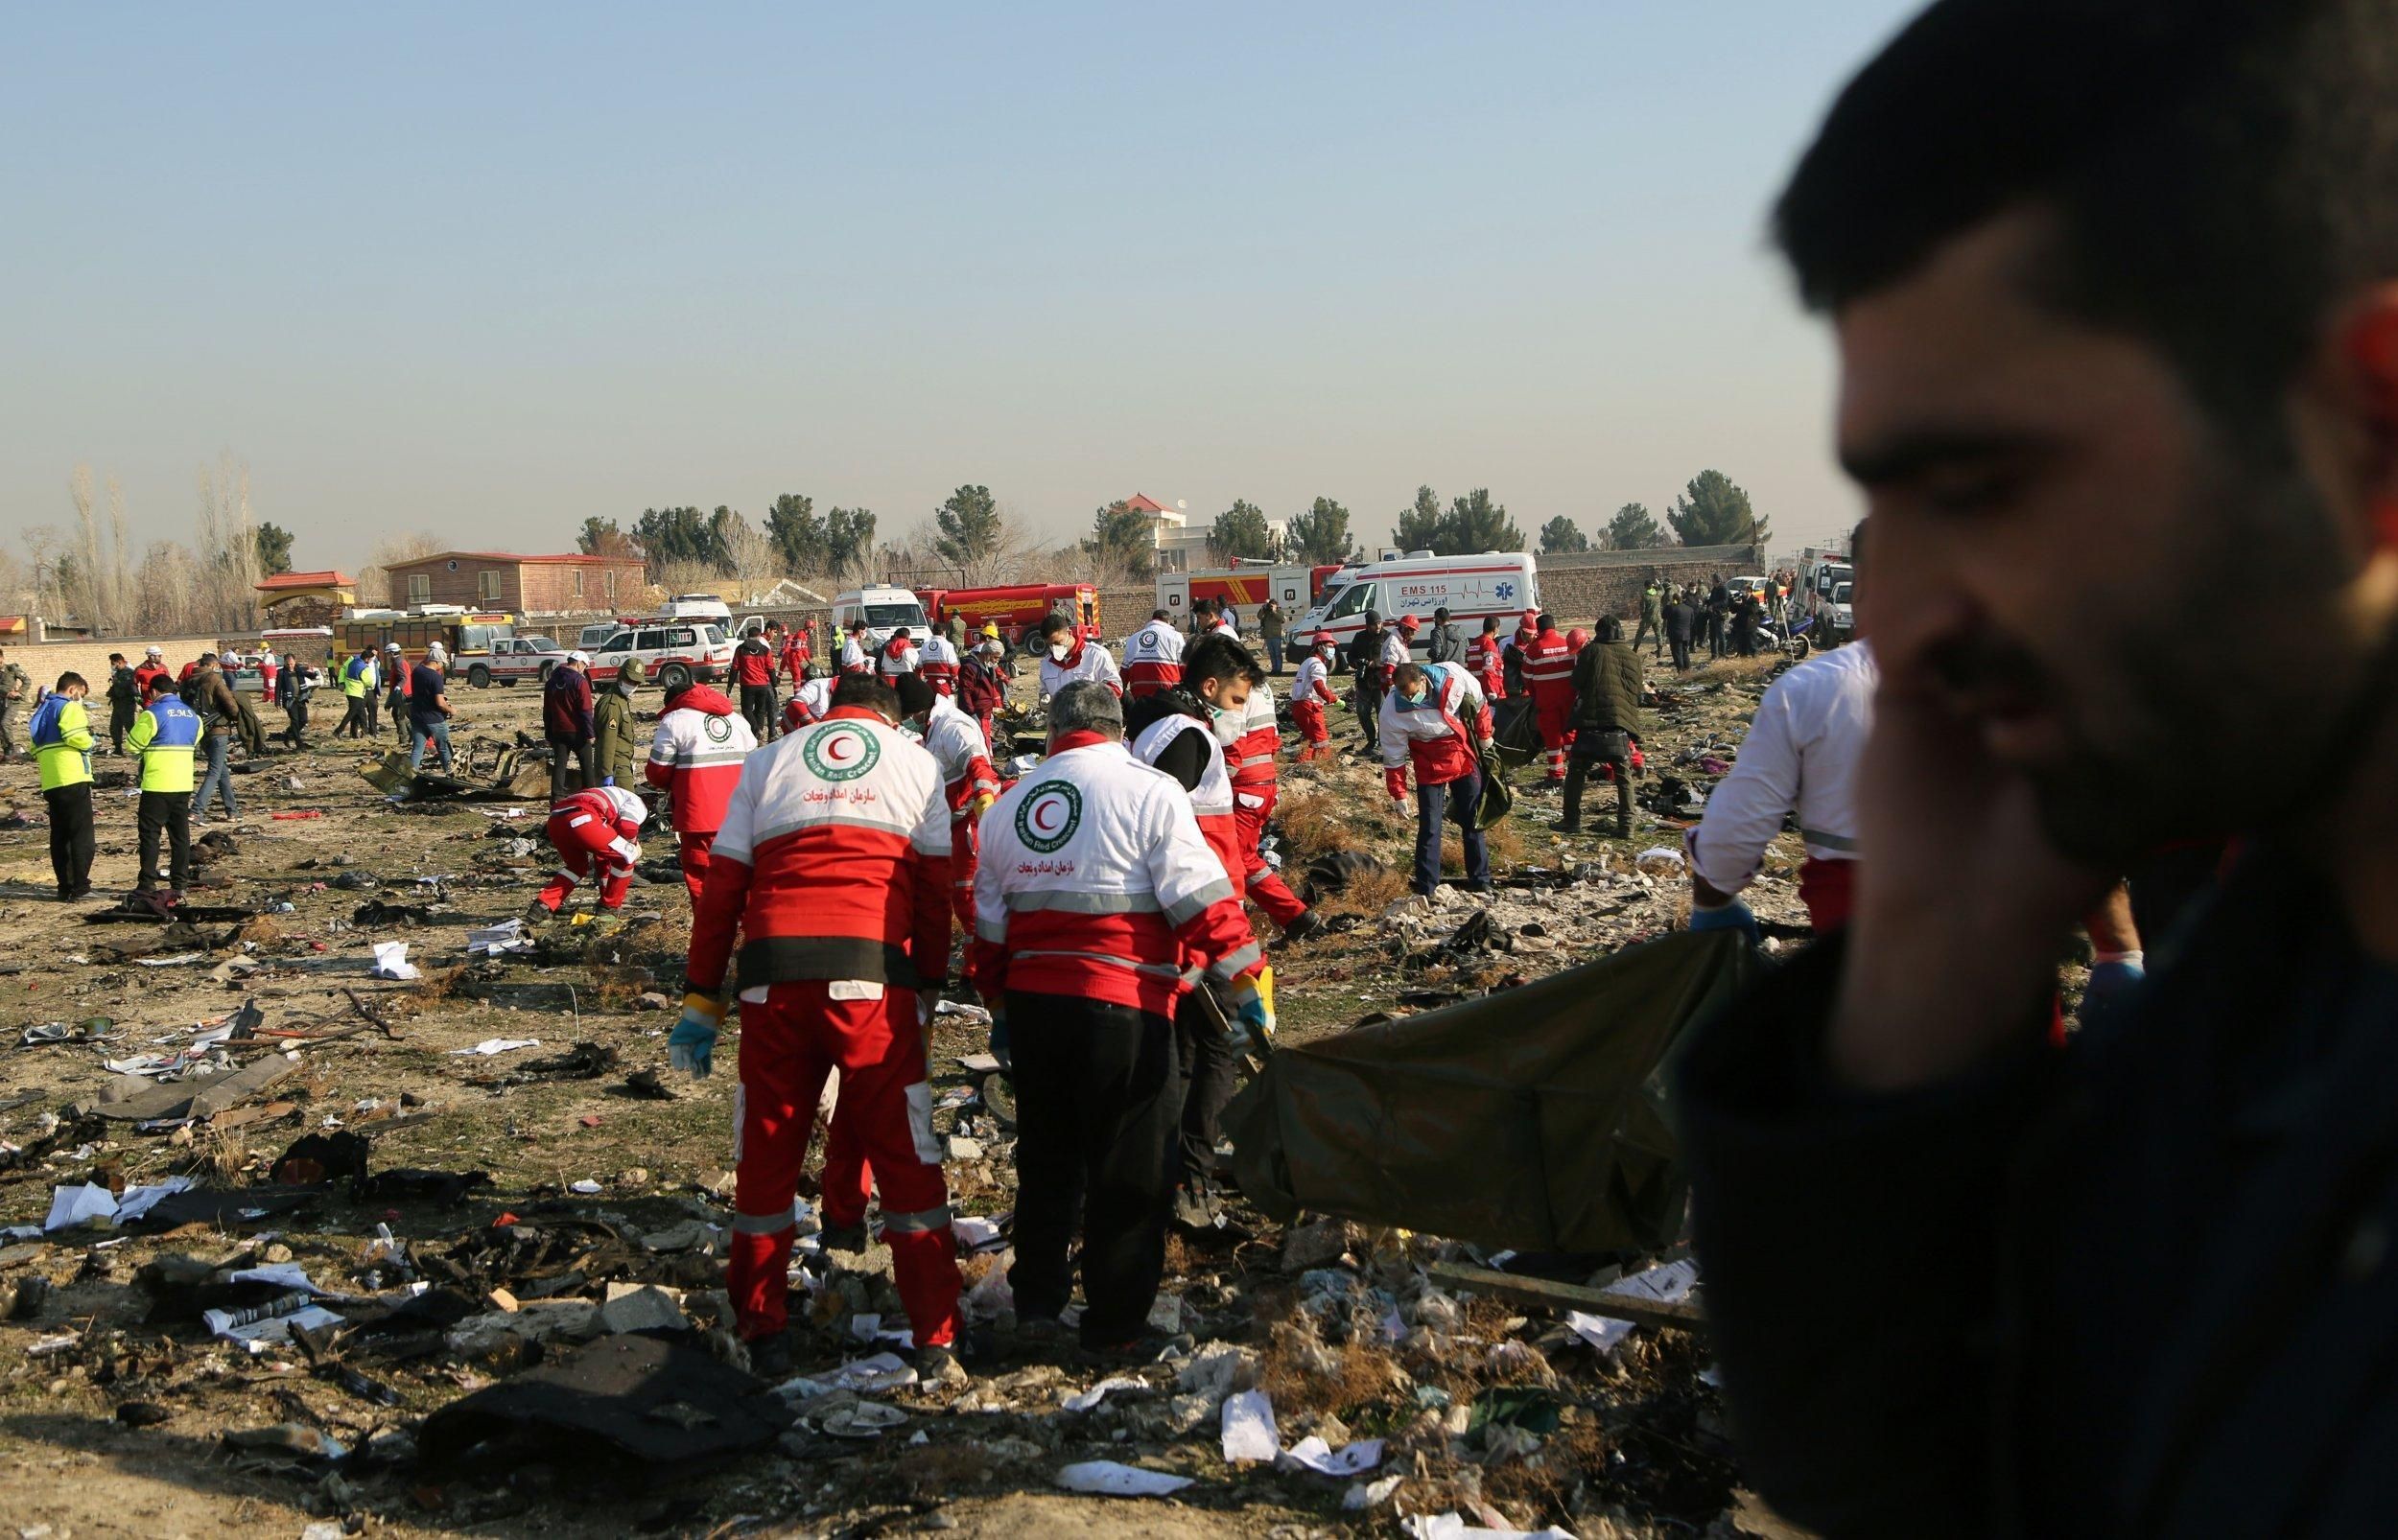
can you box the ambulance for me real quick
[1294,551,1540,656]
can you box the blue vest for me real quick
[143,697,203,748]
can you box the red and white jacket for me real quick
[918,632,960,695]
[921,694,999,818]
[840,635,871,675]
[780,636,811,684]
[1038,639,1122,701]
[780,675,836,734]
[1374,625,1412,690]
[1133,712,1240,882]
[644,687,758,836]
[1217,679,1281,800]
[1520,627,1575,702]
[687,706,952,996]
[1121,619,1186,700]
[1378,663,1489,787]
[1469,634,1507,700]
[879,636,922,680]
[550,784,648,864]
[1292,652,1339,711]
[971,735,1262,1016]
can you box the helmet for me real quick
[1398,614,1420,631]
[982,621,1000,639]
[621,658,648,684]
[1566,627,1589,654]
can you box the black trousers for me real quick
[1174,983,1236,1191]
[137,789,192,894]
[740,684,778,742]
[108,699,135,753]
[1669,634,1693,671]
[1005,991,1183,1347]
[548,735,595,802]
[1705,613,1726,658]
[336,696,364,737]
[1354,676,1383,750]
[283,700,309,745]
[44,783,94,897]
[1562,734,1634,834]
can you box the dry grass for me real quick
[1319,862,1412,920]
[1273,784,1359,861]
[1257,1314,1402,1418]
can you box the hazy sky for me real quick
[3,3,1919,572]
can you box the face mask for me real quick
[1048,642,1070,662]
[1403,688,1428,707]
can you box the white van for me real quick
[1295,551,1540,657]
[832,585,930,648]
[658,593,733,623]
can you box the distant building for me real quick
[255,570,358,619]
[379,550,647,618]
[1120,493,1289,574]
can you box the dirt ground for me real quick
[0,646,1830,1539]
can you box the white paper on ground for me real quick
[449,1038,541,1056]
[1345,1474,1406,1510]
[1403,1515,1580,1540]
[465,920,533,955]
[1278,1435,1385,1477]
[226,1262,322,1295]
[135,953,205,967]
[1060,1376,1146,1412]
[952,1215,1004,1250]
[1220,1388,1278,1464]
[1565,1311,1636,1356]
[43,1182,117,1230]
[834,1352,918,1392]
[1053,1460,1195,1497]
[369,942,420,981]
[1603,1258,1699,1305]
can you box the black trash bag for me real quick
[1301,850,1388,904]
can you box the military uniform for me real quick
[0,661,29,758]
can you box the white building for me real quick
[1121,492,1288,573]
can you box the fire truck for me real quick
[915,583,1101,650]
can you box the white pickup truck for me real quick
[465,635,571,688]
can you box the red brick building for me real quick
[379,550,647,618]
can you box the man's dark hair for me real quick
[199,652,217,666]
[1152,608,1171,621]
[1595,617,1623,643]
[892,673,935,718]
[107,652,124,665]
[1039,612,1072,639]
[1481,617,1500,634]
[144,674,175,698]
[1777,0,2398,423]
[1434,606,1450,619]
[1536,613,1555,632]
[1182,635,1265,690]
[831,674,901,717]
[1363,609,1380,628]
[1392,661,1427,694]
[56,671,86,692]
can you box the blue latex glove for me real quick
[2079,955,2147,1033]
[669,994,722,1078]
[1688,898,1761,946]
[602,775,615,787]
[990,1007,1010,1072]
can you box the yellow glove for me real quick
[1230,965,1276,1044]
[966,792,997,823]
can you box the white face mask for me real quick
[1048,642,1070,662]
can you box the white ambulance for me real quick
[1295,550,1540,656]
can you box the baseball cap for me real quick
[385,642,402,653]
[621,658,648,684]
[569,650,592,665]
[145,645,163,657]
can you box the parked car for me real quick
[465,634,571,688]
[582,620,734,690]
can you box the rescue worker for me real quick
[1126,682,1243,1229]
[1376,614,1418,699]
[1187,634,1321,945]
[105,653,138,756]
[128,674,200,902]
[33,672,96,899]
[957,636,1007,747]
[780,623,811,687]
[1289,632,1340,761]
[1686,641,1876,938]
[780,672,836,734]
[1469,617,1508,701]
[917,622,960,696]
[529,782,647,917]
[645,677,758,902]
[132,646,169,701]
[544,651,598,800]
[972,682,1273,1355]
[840,621,872,677]
[334,648,373,738]
[879,626,922,683]
[1380,660,1494,898]
[1502,608,1539,698]
[733,624,780,741]
[257,648,279,712]
[1518,613,1578,786]
[0,648,31,761]
[896,673,999,933]
[185,654,242,825]
[1122,609,1186,701]
[1036,611,1121,701]
[671,674,964,1381]
[1557,617,1648,838]
[1347,609,1385,751]
[1208,598,1239,640]
[594,657,646,789]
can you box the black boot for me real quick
[1552,758,1587,833]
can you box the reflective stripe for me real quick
[882,1204,952,1234]
[1799,827,1860,852]
[672,748,752,767]
[1237,753,1276,766]
[1209,942,1264,979]
[1004,890,1164,916]
[1012,948,1188,980]
[1162,877,1237,926]
[552,869,579,884]
[976,916,1009,943]
[568,814,593,828]
[733,1209,795,1236]
[750,808,919,844]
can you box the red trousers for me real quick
[1234,788,1310,927]
[949,815,979,933]
[729,981,960,1347]
[1798,857,1854,934]
[1534,689,1574,779]
[535,806,632,911]
[678,830,717,904]
[818,1070,872,1230]
[1290,701,1328,758]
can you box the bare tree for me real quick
[19,525,65,625]
[106,475,133,635]
[358,530,449,609]
[131,541,203,635]
[68,465,107,632]
[194,452,262,632]
[718,517,785,604]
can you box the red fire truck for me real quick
[915,583,1101,650]
[1154,564,1345,631]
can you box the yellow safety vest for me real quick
[34,697,94,792]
